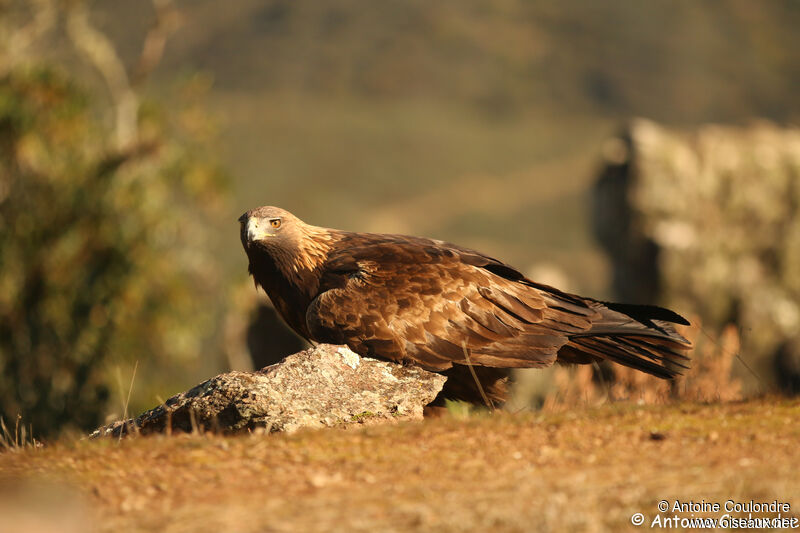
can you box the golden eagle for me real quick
[240,206,691,405]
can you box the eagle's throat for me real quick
[246,225,338,339]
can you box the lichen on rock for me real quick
[91,344,447,438]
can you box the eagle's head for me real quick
[239,206,337,281]
[238,205,302,252]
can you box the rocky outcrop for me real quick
[91,344,446,438]
[594,119,800,390]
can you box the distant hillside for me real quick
[89,0,800,291]
[139,0,800,122]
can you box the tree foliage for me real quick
[0,67,228,437]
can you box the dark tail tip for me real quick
[604,301,691,326]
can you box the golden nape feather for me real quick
[240,206,691,405]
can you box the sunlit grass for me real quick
[1,399,797,532]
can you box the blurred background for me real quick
[2,0,799,438]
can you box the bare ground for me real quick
[1,399,798,532]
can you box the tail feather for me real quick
[604,301,690,327]
[610,335,691,366]
[558,301,692,379]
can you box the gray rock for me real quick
[91,344,447,438]
[594,119,800,389]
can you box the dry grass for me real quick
[0,399,797,532]
[0,415,41,453]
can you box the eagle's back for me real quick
[308,233,591,368]
[303,231,690,403]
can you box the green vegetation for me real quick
[0,67,229,437]
[350,411,377,422]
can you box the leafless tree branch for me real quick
[0,0,56,76]
[65,0,138,149]
[131,0,182,86]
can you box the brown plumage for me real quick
[239,206,691,406]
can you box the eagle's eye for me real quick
[270,218,282,229]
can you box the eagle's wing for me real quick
[305,237,599,371]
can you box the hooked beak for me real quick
[239,214,273,244]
